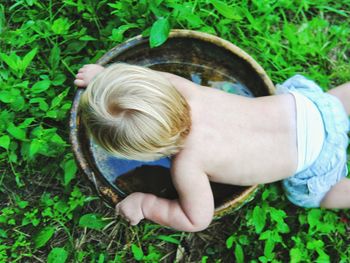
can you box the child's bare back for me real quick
[163,72,298,186]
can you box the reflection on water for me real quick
[90,63,254,199]
[151,62,254,96]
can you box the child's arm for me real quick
[74,64,105,87]
[116,164,215,232]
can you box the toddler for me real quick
[75,63,350,232]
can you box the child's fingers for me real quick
[74,79,86,87]
[76,73,84,79]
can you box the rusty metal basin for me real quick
[70,29,275,218]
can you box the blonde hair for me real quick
[79,63,191,161]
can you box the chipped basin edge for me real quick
[70,29,276,217]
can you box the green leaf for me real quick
[52,74,66,86]
[234,244,244,263]
[264,238,275,259]
[210,0,242,20]
[0,52,19,71]
[0,135,10,150]
[30,97,49,111]
[46,110,58,118]
[307,239,324,250]
[156,235,180,245]
[47,247,68,263]
[0,228,7,238]
[19,117,35,128]
[62,158,77,186]
[110,24,138,42]
[34,226,55,248]
[79,213,108,230]
[150,18,170,48]
[31,79,51,93]
[29,139,41,158]
[7,123,26,141]
[226,235,235,249]
[131,244,144,261]
[252,206,266,233]
[79,35,97,41]
[290,248,302,263]
[49,45,60,70]
[51,17,71,35]
[50,88,69,109]
[307,209,322,232]
[22,47,38,71]
[0,91,14,103]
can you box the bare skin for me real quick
[75,65,349,231]
[319,82,350,209]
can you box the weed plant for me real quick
[0,0,349,262]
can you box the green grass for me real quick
[0,0,349,262]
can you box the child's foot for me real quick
[74,64,105,87]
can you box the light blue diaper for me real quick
[277,75,350,208]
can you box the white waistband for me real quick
[290,91,325,173]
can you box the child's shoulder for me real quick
[171,148,205,177]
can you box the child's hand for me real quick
[115,192,145,225]
[74,64,105,87]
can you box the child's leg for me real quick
[327,82,350,115]
[320,178,350,208]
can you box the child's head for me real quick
[79,63,191,161]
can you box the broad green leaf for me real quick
[252,206,266,233]
[7,123,26,141]
[210,0,242,20]
[62,158,77,186]
[307,209,322,231]
[234,244,244,263]
[0,52,19,71]
[79,213,108,230]
[52,74,66,86]
[11,95,25,112]
[31,79,51,93]
[29,139,41,158]
[290,248,302,263]
[226,235,235,249]
[47,247,68,263]
[0,228,7,238]
[150,18,170,48]
[131,244,144,261]
[34,226,55,248]
[46,110,58,118]
[0,135,10,150]
[22,47,38,71]
[306,239,324,250]
[184,13,204,28]
[0,91,13,103]
[51,17,71,35]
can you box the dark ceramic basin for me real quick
[70,30,275,218]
